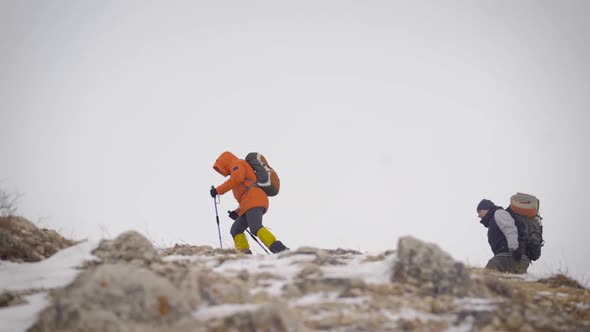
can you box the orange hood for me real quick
[213,151,238,177]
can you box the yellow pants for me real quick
[233,227,278,251]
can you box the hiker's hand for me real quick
[210,187,218,198]
[228,210,238,220]
[511,248,522,260]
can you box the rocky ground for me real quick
[0,216,75,263]
[1,220,589,331]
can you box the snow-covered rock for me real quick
[392,236,475,296]
[29,263,197,332]
[92,230,159,264]
[0,216,75,262]
[1,230,589,332]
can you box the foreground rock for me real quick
[22,231,590,332]
[0,290,25,307]
[30,229,307,332]
[0,216,75,262]
[92,230,160,264]
[29,263,199,332]
[393,236,475,296]
[196,302,307,332]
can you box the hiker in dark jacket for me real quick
[477,199,529,274]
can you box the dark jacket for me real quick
[481,206,519,255]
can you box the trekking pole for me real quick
[211,186,223,248]
[246,229,270,255]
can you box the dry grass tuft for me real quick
[539,274,586,290]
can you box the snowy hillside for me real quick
[1,224,589,331]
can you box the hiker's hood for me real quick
[213,151,238,177]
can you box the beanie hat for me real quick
[477,199,495,211]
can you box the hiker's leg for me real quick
[513,258,530,274]
[245,207,265,235]
[500,255,530,274]
[230,216,250,252]
[485,255,512,272]
[245,207,288,253]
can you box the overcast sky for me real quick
[1,1,589,280]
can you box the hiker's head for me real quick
[477,199,495,218]
[213,151,238,177]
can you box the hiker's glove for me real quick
[511,248,522,260]
[210,187,218,198]
[228,210,238,220]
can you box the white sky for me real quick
[1,1,589,280]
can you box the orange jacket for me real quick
[213,151,269,216]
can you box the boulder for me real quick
[197,302,307,332]
[0,290,24,307]
[0,216,74,262]
[30,263,198,332]
[92,230,159,263]
[392,236,472,296]
[163,244,238,256]
[198,270,249,305]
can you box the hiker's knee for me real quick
[245,208,264,235]
[250,224,262,236]
[485,256,506,272]
[230,218,246,237]
[230,224,240,237]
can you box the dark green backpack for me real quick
[507,204,544,261]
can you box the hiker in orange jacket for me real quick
[211,151,288,254]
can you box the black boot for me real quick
[269,241,289,254]
[239,248,253,254]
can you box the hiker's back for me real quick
[509,193,544,261]
[245,152,280,197]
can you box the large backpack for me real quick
[508,193,544,261]
[245,152,280,197]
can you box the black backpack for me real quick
[507,207,544,261]
[245,152,280,197]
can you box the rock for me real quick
[92,230,159,263]
[324,248,362,255]
[0,290,24,307]
[283,246,320,256]
[282,283,302,299]
[392,236,472,296]
[296,263,323,279]
[159,264,203,308]
[505,311,524,330]
[197,302,307,332]
[163,244,240,257]
[282,247,343,265]
[17,233,590,332]
[198,270,249,305]
[0,216,75,262]
[294,277,367,295]
[29,263,196,332]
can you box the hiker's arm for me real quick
[216,163,246,195]
[495,210,519,251]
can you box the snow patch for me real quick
[193,303,260,320]
[291,292,369,306]
[0,293,50,332]
[322,254,395,284]
[382,307,446,322]
[163,255,201,262]
[0,240,98,291]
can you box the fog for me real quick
[1,1,589,280]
